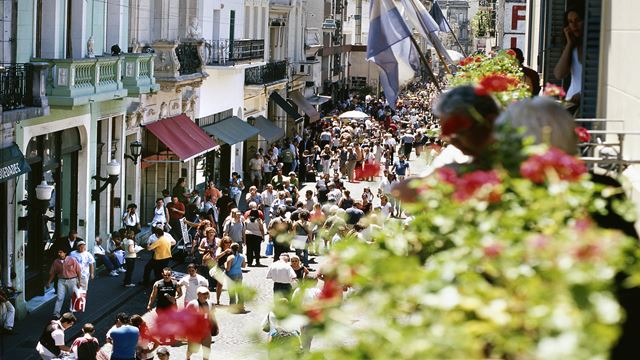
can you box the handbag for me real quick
[164,223,172,232]
[265,241,274,256]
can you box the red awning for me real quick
[144,114,218,162]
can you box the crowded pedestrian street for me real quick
[3,1,640,360]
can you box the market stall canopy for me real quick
[289,90,320,123]
[253,116,285,143]
[447,49,465,63]
[202,116,259,145]
[338,110,370,120]
[0,143,31,183]
[269,92,304,123]
[144,114,218,162]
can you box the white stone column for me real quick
[70,0,88,58]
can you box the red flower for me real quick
[437,168,501,202]
[505,49,516,57]
[543,83,566,98]
[305,308,324,323]
[575,127,590,143]
[483,242,503,258]
[520,148,587,184]
[475,74,519,96]
[147,307,211,343]
[475,56,483,63]
[319,278,342,301]
[440,114,473,137]
[574,243,602,261]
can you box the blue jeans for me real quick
[95,254,115,271]
[54,278,76,316]
[295,248,309,267]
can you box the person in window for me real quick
[510,47,541,97]
[553,7,584,112]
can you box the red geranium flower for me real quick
[505,49,517,57]
[475,74,519,96]
[440,115,473,137]
[520,148,587,184]
[483,242,503,258]
[437,168,501,202]
[543,83,566,98]
[575,127,590,143]
[147,307,211,343]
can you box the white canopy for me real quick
[338,110,369,120]
[447,49,465,63]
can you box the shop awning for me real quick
[253,116,285,143]
[0,143,31,183]
[289,90,320,123]
[144,114,218,162]
[306,94,332,106]
[202,116,259,145]
[269,92,304,123]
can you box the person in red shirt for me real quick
[166,196,185,240]
[46,249,81,318]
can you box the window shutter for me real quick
[542,0,567,86]
[580,0,602,118]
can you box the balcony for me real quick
[38,56,127,106]
[151,40,207,90]
[244,61,288,85]
[0,63,50,122]
[205,39,265,66]
[122,53,160,96]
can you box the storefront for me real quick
[21,128,82,300]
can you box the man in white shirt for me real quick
[36,313,77,360]
[178,263,209,306]
[266,253,297,298]
[261,184,277,226]
[70,241,95,290]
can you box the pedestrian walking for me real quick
[122,230,137,287]
[266,253,298,299]
[185,287,219,360]
[223,209,245,253]
[244,209,265,267]
[70,323,99,360]
[178,263,209,306]
[46,249,81,318]
[146,227,173,282]
[108,312,140,360]
[224,243,247,312]
[147,268,182,312]
[69,240,95,291]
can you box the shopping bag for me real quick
[265,242,274,256]
[70,287,87,313]
[292,235,307,250]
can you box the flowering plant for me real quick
[451,50,531,106]
[266,141,640,359]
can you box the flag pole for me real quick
[408,34,442,92]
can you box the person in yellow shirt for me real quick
[147,227,173,281]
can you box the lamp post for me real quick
[124,140,143,164]
[91,160,121,202]
[17,179,54,231]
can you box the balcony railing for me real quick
[175,42,203,76]
[39,56,127,106]
[0,64,32,111]
[205,39,265,65]
[245,60,288,85]
[122,53,159,95]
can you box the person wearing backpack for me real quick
[224,243,247,312]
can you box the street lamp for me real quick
[124,140,143,164]
[17,179,54,231]
[91,160,121,201]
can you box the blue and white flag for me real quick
[400,0,453,63]
[430,1,452,33]
[367,0,419,108]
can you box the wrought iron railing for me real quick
[175,42,202,75]
[244,60,288,85]
[205,39,265,65]
[0,63,33,111]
